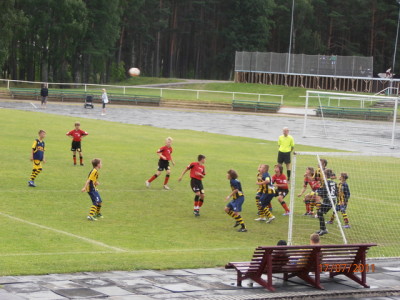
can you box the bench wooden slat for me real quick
[232,99,281,113]
[316,106,393,120]
[226,243,377,292]
[8,88,161,107]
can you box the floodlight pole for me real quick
[287,0,295,73]
[391,0,400,94]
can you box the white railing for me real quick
[0,79,284,104]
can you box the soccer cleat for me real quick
[342,224,351,228]
[73,163,77,166]
[238,228,248,232]
[28,180,36,187]
[87,215,97,221]
[163,185,170,190]
[326,220,333,224]
[194,210,200,217]
[95,213,103,219]
[318,229,328,236]
[314,214,319,219]
[282,212,291,216]
[254,217,266,221]
[303,212,310,216]
[80,163,84,166]
[266,216,276,224]
[145,181,150,188]
[233,221,241,228]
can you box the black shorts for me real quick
[71,141,82,152]
[190,178,204,194]
[158,159,170,171]
[277,151,291,164]
[276,189,289,198]
[102,102,106,109]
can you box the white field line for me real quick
[1,247,253,257]
[0,212,127,253]
[29,102,37,109]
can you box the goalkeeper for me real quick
[327,173,350,228]
[315,169,337,236]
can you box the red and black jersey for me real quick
[157,146,173,161]
[187,162,206,180]
[303,176,320,191]
[66,129,88,142]
[272,173,289,190]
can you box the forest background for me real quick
[0,0,398,83]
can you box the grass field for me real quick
[1,107,399,276]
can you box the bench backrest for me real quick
[254,244,376,273]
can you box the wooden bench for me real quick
[316,106,393,121]
[225,243,377,292]
[9,88,40,99]
[108,94,161,106]
[232,100,281,113]
[8,88,160,107]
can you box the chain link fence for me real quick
[235,51,373,78]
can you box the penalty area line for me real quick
[0,211,127,253]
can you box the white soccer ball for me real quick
[129,67,140,77]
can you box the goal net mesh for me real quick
[288,152,400,258]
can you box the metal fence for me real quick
[235,51,373,78]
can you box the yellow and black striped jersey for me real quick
[260,172,275,194]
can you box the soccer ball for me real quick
[129,67,140,77]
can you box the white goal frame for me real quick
[288,151,400,250]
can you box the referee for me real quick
[277,127,295,181]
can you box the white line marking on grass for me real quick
[0,212,127,253]
[30,102,37,109]
[2,247,253,257]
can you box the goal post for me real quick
[288,151,400,258]
[302,91,399,149]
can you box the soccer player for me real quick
[146,137,175,190]
[178,154,206,216]
[66,122,88,166]
[81,158,103,221]
[327,173,351,228]
[254,164,275,223]
[315,169,337,236]
[224,169,247,232]
[277,127,295,181]
[255,164,272,216]
[272,164,290,215]
[297,167,321,216]
[28,129,46,187]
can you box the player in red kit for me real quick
[146,137,175,190]
[272,164,290,215]
[66,122,88,166]
[178,154,206,216]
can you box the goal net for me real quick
[302,91,399,149]
[288,152,400,258]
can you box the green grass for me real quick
[0,109,399,276]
